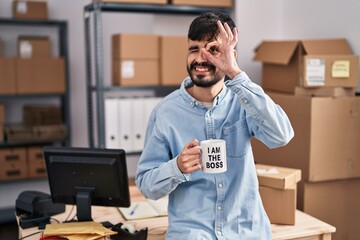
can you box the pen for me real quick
[129,204,139,216]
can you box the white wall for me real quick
[1,0,359,177]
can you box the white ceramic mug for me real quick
[199,139,227,174]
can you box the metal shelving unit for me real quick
[0,18,71,223]
[84,2,231,148]
[0,18,71,147]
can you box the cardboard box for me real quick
[12,1,48,20]
[0,37,3,56]
[254,39,359,93]
[0,147,27,181]
[23,105,63,126]
[5,125,35,143]
[252,92,360,182]
[112,60,159,86]
[112,34,159,60]
[256,164,300,225]
[171,0,233,8]
[160,36,188,86]
[300,179,360,240]
[33,124,67,142]
[0,124,3,142]
[0,104,4,124]
[18,36,51,58]
[16,57,66,94]
[256,164,301,190]
[27,146,47,178]
[112,34,160,86]
[259,185,297,225]
[94,0,167,4]
[0,58,17,95]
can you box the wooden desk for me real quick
[18,186,335,240]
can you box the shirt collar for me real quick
[180,77,228,108]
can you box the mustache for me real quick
[190,62,216,71]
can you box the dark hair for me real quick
[188,12,236,42]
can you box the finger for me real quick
[186,139,200,149]
[205,41,220,51]
[216,20,228,39]
[232,27,238,45]
[182,162,202,174]
[201,48,217,64]
[223,22,233,41]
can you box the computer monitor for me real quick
[43,146,130,222]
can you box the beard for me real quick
[187,62,225,88]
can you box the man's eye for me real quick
[209,46,218,53]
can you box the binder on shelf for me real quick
[105,98,119,149]
[118,98,133,152]
[131,98,146,152]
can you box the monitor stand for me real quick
[75,187,94,221]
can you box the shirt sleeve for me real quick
[135,112,189,200]
[225,71,294,148]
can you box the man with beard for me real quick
[135,12,294,239]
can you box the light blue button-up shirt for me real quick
[136,72,294,240]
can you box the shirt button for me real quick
[218,183,223,188]
[217,231,222,235]
[243,98,248,104]
[217,206,222,211]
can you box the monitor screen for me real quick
[43,146,130,221]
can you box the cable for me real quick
[18,231,42,240]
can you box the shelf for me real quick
[84,2,232,15]
[0,93,65,99]
[0,18,66,27]
[83,2,233,148]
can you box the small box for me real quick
[23,105,63,126]
[0,104,4,123]
[16,57,66,94]
[259,185,297,225]
[94,0,167,4]
[12,1,48,20]
[256,164,301,190]
[0,58,17,95]
[252,92,360,182]
[160,36,188,86]
[112,34,159,60]
[254,39,359,93]
[112,34,160,86]
[5,125,35,143]
[0,124,4,142]
[112,60,159,86]
[0,147,27,181]
[256,164,300,225]
[27,146,47,178]
[170,0,233,8]
[17,36,51,58]
[33,124,67,142]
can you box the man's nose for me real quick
[195,48,206,62]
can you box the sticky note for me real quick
[332,60,350,78]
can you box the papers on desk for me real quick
[119,197,168,220]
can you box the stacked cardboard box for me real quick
[256,164,301,225]
[254,39,359,95]
[23,105,63,126]
[252,38,360,239]
[94,0,167,4]
[170,0,233,7]
[160,35,188,86]
[0,146,47,181]
[16,36,66,94]
[0,104,4,142]
[12,0,48,20]
[112,34,160,86]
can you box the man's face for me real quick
[187,39,225,88]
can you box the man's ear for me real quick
[233,50,237,58]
